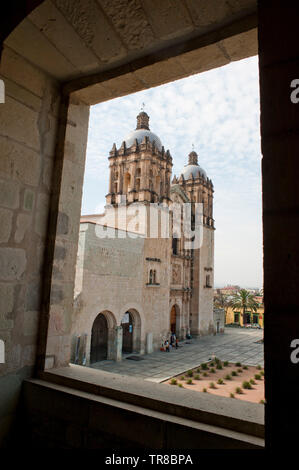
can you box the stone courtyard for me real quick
[90,327,264,383]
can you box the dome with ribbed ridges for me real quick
[123,111,163,151]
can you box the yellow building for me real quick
[225,304,264,328]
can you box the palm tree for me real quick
[230,289,259,325]
[214,292,231,324]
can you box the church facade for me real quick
[71,111,215,365]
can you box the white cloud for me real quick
[82,55,262,288]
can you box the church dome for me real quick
[180,150,207,180]
[123,111,163,151]
[181,164,207,180]
[124,128,163,151]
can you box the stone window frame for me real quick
[33,22,264,447]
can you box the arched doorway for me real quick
[90,313,108,363]
[170,304,180,335]
[121,311,133,353]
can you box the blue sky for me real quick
[82,55,262,289]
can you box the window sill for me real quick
[146,283,160,287]
[37,364,264,447]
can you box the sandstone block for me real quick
[55,0,126,62]
[0,136,41,187]
[34,193,50,237]
[98,0,155,50]
[0,46,47,98]
[0,283,14,315]
[220,29,258,61]
[142,0,193,40]
[23,190,35,212]
[0,96,40,151]
[134,58,187,87]
[5,18,77,81]
[15,213,32,243]
[177,43,229,74]
[0,248,26,281]
[24,311,39,337]
[29,1,101,74]
[0,208,13,242]
[0,178,19,209]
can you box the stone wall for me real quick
[72,221,172,362]
[0,45,60,446]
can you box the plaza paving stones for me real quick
[90,327,264,383]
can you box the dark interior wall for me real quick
[258,0,299,449]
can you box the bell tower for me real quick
[106,111,173,205]
[173,149,214,227]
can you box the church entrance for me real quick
[121,312,133,353]
[170,305,178,335]
[90,313,108,363]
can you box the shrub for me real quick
[180,376,185,380]
[178,383,183,388]
[225,374,232,380]
[194,374,200,380]
[223,361,229,367]
[232,371,238,376]
[196,368,201,373]
[236,362,242,367]
[170,378,177,385]
[217,378,224,385]
[203,372,208,377]
[259,399,265,404]
[216,363,223,370]
[201,363,208,370]
[187,378,193,385]
[209,382,216,389]
[187,370,193,377]
[260,370,264,376]
[249,379,256,385]
[235,387,243,394]
[254,374,262,380]
[230,393,235,398]
[242,381,252,390]
[209,362,214,367]
[242,365,248,370]
[210,368,216,373]
[257,364,262,370]
[203,388,207,393]
[237,368,243,373]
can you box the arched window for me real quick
[205,274,211,287]
[153,270,156,284]
[124,172,131,193]
[149,269,153,284]
[172,237,178,255]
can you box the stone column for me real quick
[114,325,123,362]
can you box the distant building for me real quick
[226,296,264,328]
[215,285,240,296]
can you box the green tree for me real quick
[214,292,231,324]
[230,289,259,325]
